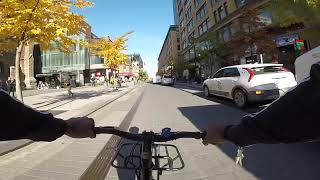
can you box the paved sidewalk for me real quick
[0,85,136,156]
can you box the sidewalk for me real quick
[0,85,137,156]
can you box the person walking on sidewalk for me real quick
[66,77,74,97]
[6,78,11,95]
[0,89,95,141]
[90,74,96,87]
[11,79,16,97]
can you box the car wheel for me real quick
[233,89,247,108]
[204,86,211,97]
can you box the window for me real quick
[187,19,194,32]
[178,45,181,51]
[235,0,248,8]
[196,3,208,21]
[214,11,218,23]
[195,0,202,7]
[251,66,286,75]
[179,10,183,21]
[213,69,224,78]
[180,18,185,28]
[181,29,186,39]
[186,6,193,19]
[218,6,226,20]
[182,40,187,49]
[198,18,211,36]
[218,24,231,41]
[64,54,71,65]
[0,62,4,73]
[223,68,240,77]
[212,0,220,4]
[223,2,228,16]
[189,48,195,59]
[188,31,195,43]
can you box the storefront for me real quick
[275,34,307,72]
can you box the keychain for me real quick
[235,147,244,166]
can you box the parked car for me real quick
[161,75,174,86]
[295,45,320,84]
[203,64,297,108]
[153,75,162,84]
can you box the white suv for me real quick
[203,64,297,108]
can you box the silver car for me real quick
[161,75,174,86]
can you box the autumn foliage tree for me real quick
[87,31,133,69]
[195,30,229,75]
[266,0,320,45]
[226,7,277,62]
[0,0,93,101]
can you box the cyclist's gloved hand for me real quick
[202,124,226,146]
[65,117,96,138]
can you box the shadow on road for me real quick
[173,84,269,113]
[178,104,320,180]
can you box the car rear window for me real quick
[163,75,172,78]
[251,66,285,75]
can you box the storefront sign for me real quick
[275,34,299,47]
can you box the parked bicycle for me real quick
[94,126,206,180]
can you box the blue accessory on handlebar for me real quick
[161,128,172,138]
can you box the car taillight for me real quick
[281,67,290,72]
[244,68,255,82]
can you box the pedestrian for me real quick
[90,74,96,87]
[66,77,74,97]
[6,78,11,95]
[11,79,16,97]
[117,77,122,88]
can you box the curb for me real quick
[0,86,139,157]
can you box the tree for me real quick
[195,30,229,76]
[226,7,277,62]
[167,56,188,78]
[138,70,148,82]
[87,31,133,69]
[266,0,320,46]
[0,0,93,101]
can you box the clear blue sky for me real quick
[77,0,174,77]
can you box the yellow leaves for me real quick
[31,28,41,35]
[56,28,66,36]
[0,0,93,52]
[87,31,133,68]
[74,0,94,8]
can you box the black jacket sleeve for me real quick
[0,90,68,141]
[225,63,320,147]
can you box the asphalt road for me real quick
[106,83,320,180]
[1,83,320,180]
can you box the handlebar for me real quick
[94,126,206,142]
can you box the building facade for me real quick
[158,25,180,73]
[174,0,316,76]
[118,54,144,79]
[35,24,100,87]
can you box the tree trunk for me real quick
[15,42,24,102]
